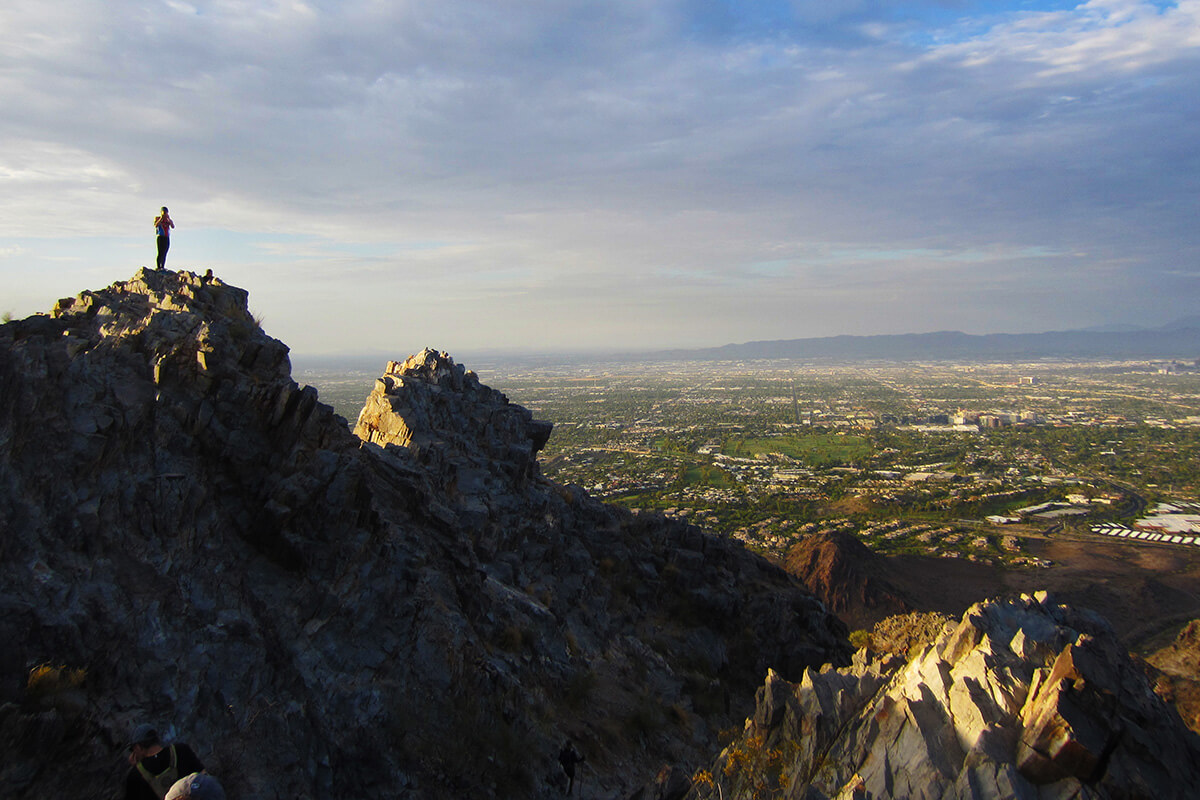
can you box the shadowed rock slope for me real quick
[690,593,1200,800]
[0,269,849,799]
[1146,619,1200,734]
[783,532,911,631]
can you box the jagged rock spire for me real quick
[693,592,1200,800]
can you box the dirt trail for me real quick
[883,534,1200,645]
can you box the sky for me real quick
[1,0,1198,356]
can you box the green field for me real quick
[722,433,872,466]
[678,463,739,488]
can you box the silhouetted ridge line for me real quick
[647,326,1200,361]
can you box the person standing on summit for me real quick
[154,207,174,268]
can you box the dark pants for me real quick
[156,235,170,268]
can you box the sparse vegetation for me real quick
[870,611,952,657]
[26,662,86,696]
[24,662,87,712]
[625,692,667,738]
[720,732,792,799]
[405,687,535,796]
[565,668,597,709]
[497,623,533,653]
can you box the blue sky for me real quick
[2,0,1198,356]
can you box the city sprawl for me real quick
[306,358,1200,567]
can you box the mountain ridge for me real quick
[0,268,848,799]
[643,324,1200,362]
[290,321,1200,369]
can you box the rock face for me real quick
[783,532,911,631]
[353,348,554,524]
[0,269,850,799]
[693,592,1200,799]
[1146,619,1200,734]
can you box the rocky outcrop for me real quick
[691,592,1200,799]
[354,348,553,479]
[0,269,850,799]
[1146,619,1200,734]
[784,532,911,631]
[353,348,554,529]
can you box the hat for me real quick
[165,772,225,800]
[130,724,159,747]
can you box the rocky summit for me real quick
[693,592,1200,799]
[0,269,849,799]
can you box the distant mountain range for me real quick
[647,318,1200,362]
[292,318,1200,370]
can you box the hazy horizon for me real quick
[3,1,1198,354]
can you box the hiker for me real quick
[558,739,585,796]
[124,724,206,800]
[154,207,174,268]
[165,772,226,800]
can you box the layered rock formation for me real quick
[0,269,849,799]
[692,592,1200,799]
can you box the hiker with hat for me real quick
[124,724,206,800]
[165,772,226,800]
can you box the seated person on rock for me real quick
[125,724,206,800]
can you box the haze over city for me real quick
[2,0,1198,355]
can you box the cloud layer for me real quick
[2,0,1198,354]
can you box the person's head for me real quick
[165,772,225,800]
[161,207,169,215]
[129,724,161,761]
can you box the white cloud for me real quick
[1,0,1198,350]
[922,0,1200,78]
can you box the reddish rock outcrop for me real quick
[784,531,911,630]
